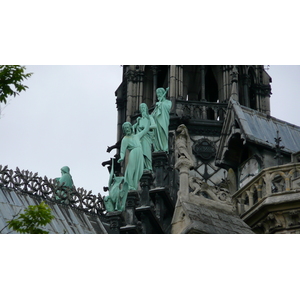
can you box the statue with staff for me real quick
[151,87,172,152]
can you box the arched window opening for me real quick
[204,67,218,102]
[157,65,168,89]
[253,189,258,204]
[207,107,215,120]
[143,66,153,108]
[271,175,286,193]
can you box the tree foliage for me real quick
[7,201,54,234]
[0,65,33,104]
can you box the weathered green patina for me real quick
[118,118,150,190]
[152,87,172,152]
[133,103,157,171]
[104,159,129,212]
[55,166,74,201]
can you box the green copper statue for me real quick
[133,103,157,171]
[152,87,172,152]
[118,117,150,190]
[55,166,74,201]
[104,159,129,212]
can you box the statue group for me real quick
[104,87,172,212]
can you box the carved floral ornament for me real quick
[0,165,105,215]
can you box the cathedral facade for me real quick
[2,65,300,234]
[104,65,300,234]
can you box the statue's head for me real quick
[156,87,165,98]
[140,103,149,116]
[122,122,133,136]
[61,166,70,175]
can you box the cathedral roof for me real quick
[232,100,300,153]
[0,187,108,234]
[216,99,300,167]
[172,198,254,234]
[0,165,110,234]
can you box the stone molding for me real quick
[233,162,300,215]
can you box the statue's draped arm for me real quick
[108,158,115,188]
[118,137,129,163]
[136,116,150,140]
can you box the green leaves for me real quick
[7,201,54,234]
[0,65,33,104]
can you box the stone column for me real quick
[230,65,239,102]
[200,65,206,101]
[242,74,250,107]
[265,172,272,196]
[223,65,231,101]
[248,190,253,207]
[116,97,126,144]
[175,157,193,202]
[136,70,144,108]
[170,65,176,113]
[257,184,263,201]
[126,68,135,121]
[262,84,271,115]
[178,65,183,100]
[151,66,158,106]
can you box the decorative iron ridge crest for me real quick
[0,165,105,216]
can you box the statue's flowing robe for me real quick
[58,166,74,187]
[120,135,144,190]
[55,166,74,201]
[152,98,172,152]
[135,115,156,171]
[104,176,128,212]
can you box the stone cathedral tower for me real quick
[114,65,271,184]
[105,65,272,233]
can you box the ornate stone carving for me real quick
[192,138,216,161]
[175,125,194,202]
[0,165,105,215]
[189,176,232,205]
[175,124,194,164]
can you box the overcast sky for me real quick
[0,65,300,196]
[0,65,122,195]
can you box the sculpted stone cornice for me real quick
[125,69,144,83]
[252,210,300,234]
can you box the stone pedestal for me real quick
[139,171,153,207]
[124,190,139,225]
[106,211,122,234]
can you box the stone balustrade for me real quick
[176,100,228,121]
[233,163,300,215]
